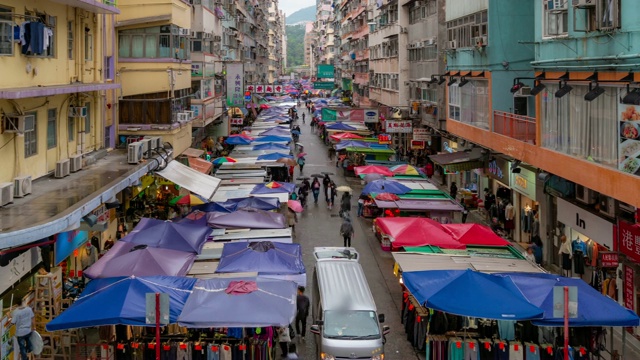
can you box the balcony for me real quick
[493,111,536,144]
[49,0,120,14]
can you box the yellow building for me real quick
[0,0,119,185]
[115,0,193,155]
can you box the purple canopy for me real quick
[250,182,296,194]
[121,218,210,254]
[216,241,305,275]
[259,128,291,136]
[206,209,286,229]
[326,122,357,131]
[83,242,196,279]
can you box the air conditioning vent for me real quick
[138,138,152,159]
[599,195,616,218]
[575,184,598,204]
[69,106,88,118]
[179,28,190,36]
[128,142,144,164]
[13,175,32,198]
[516,87,532,96]
[70,154,83,172]
[2,114,35,133]
[213,35,222,42]
[448,40,457,49]
[572,0,595,7]
[177,112,190,123]
[144,136,162,151]
[0,182,14,206]
[55,159,70,178]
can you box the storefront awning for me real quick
[156,160,221,201]
[429,149,485,172]
[188,157,213,174]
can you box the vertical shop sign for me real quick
[619,220,640,263]
[624,265,635,311]
[225,63,244,107]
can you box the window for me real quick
[25,11,55,57]
[68,116,75,141]
[596,0,620,30]
[448,80,489,130]
[85,32,93,61]
[24,112,37,157]
[446,10,488,48]
[0,6,12,55]
[540,83,617,167]
[543,0,568,36]
[119,26,190,60]
[47,109,57,149]
[84,102,91,134]
[67,21,73,59]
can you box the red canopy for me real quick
[330,132,364,141]
[442,223,510,247]
[354,165,394,177]
[375,217,464,249]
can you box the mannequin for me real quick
[558,235,572,277]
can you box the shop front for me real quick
[430,140,484,192]
[484,157,513,237]
[617,220,640,336]
[511,165,539,244]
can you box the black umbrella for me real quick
[296,177,310,180]
[321,171,335,175]
[310,173,324,178]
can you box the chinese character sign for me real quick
[386,121,413,133]
[619,220,640,263]
[413,128,430,141]
[378,134,392,145]
[624,265,635,311]
[600,252,619,267]
[226,63,244,107]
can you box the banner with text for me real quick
[386,120,413,133]
[226,63,244,107]
[321,108,378,122]
[317,65,335,79]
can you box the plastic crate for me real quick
[381,237,391,251]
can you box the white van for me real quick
[312,247,359,261]
[310,259,389,360]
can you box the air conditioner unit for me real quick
[70,154,83,172]
[179,28,190,36]
[2,114,35,133]
[0,182,14,206]
[138,138,152,159]
[128,142,144,164]
[575,184,598,204]
[203,32,212,39]
[192,31,199,38]
[516,87,532,96]
[417,42,423,47]
[400,27,408,33]
[599,195,616,218]
[177,112,189,122]
[13,175,31,198]
[213,35,222,42]
[448,40,457,49]
[425,38,434,45]
[69,106,88,117]
[572,0,595,7]
[184,110,195,119]
[55,159,70,178]
[144,136,162,150]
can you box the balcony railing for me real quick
[493,111,536,144]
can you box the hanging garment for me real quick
[219,344,232,360]
[573,251,585,275]
[497,320,516,341]
[448,339,464,360]
[509,342,524,360]
[206,345,219,360]
[540,344,555,360]
[525,343,541,360]
[555,347,574,360]
[478,340,494,360]
[463,340,478,360]
[494,341,509,360]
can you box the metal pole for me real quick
[564,286,569,360]
[622,327,626,360]
[156,292,160,360]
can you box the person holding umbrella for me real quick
[286,208,298,234]
[322,174,331,203]
[311,178,321,204]
[340,216,354,247]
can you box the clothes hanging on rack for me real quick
[509,341,524,360]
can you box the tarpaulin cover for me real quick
[354,165,394,177]
[259,128,291,136]
[326,122,357,131]
[402,270,544,320]
[330,132,364,141]
[375,217,464,249]
[177,277,296,328]
[256,152,293,161]
[121,217,210,254]
[253,135,292,143]
[362,179,412,195]
[46,276,197,331]
[335,141,370,150]
[187,157,213,174]
[156,161,222,200]
[498,272,640,327]
[206,209,286,229]
[216,241,305,275]
[251,181,296,194]
[83,242,196,279]
[253,143,290,151]
[194,197,281,213]
[442,223,510,247]
[225,137,252,145]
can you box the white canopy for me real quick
[156,160,222,200]
[392,252,546,274]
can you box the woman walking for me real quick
[323,175,331,203]
[340,217,354,247]
[328,182,337,210]
[311,178,321,204]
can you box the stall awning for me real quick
[392,252,545,274]
[429,149,485,172]
[156,160,222,201]
[188,157,213,174]
[182,148,205,158]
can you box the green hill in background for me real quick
[286,24,306,68]
[285,6,315,25]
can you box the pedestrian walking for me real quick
[286,344,299,359]
[8,299,34,360]
[311,178,321,204]
[277,326,292,358]
[340,217,354,247]
[339,192,351,218]
[357,194,367,217]
[328,182,337,210]
[288,165,295,183]
[461,204,469,223]
[323,174,331,202]
[297,156,305,173]
[449,182,458,200]
[295,286,310,341]
[286,208,297,233]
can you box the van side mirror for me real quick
[383,325,390,335]
[378,314,385,323]
[310,325,321,335]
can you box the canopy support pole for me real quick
[564,286,569,360]
[622,327,626,360]
[156,293,161,360]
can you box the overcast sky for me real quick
[278,0,313,17]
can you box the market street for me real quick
[290,105,421,360]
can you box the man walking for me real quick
[295,286,310,341]
[9,299,34,360]
[340,217,354,247]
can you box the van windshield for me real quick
[323,311,381,339]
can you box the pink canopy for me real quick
[330,132,364,141]
[354,165,394,177]
[375,217,465,249]
[442,223,510,247]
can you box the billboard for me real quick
[317,65,335,78]
[226,63,244,107]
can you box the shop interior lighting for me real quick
[459,77,469,87]
[584,82,605,101]
[622,84,640,105]
[510,82,526,93]
[447,77,457,87]
[437,76,447,85]
[555,81,573,98]
[530,81,546,96]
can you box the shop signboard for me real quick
[413,128,430,141]
[204,63,215,77]
[200,79,213,99]
[411,140,425,150]
[511,167,536,199]
[246,85,255,92]
[230,118,243,126]
[317,64,335,78]
[91,204,110,224]
[226,63,244,107]
[552,286,578,318]
[619,220,640,263]
[618,102,640,177]
[386,120,412,133]
[624,265,635,311]
[313,82,335,90]
[321,108,350,121]
[54,230,89,265]
[191,62,203,77]
[600,252,619,268]
[378,134,392,145]
[364,109,379,123]
[557,198,614,250]
[190,105,202,120]
[486,158,510,186]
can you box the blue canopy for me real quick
[259,128,291,136]
[254,135,291,143]
[335,141,370,150]
[402,270,544,320]
[216,241,305,275]
[256,152,293,161]
[251,181,296,194]
[225,137,252,145]
[121,217,210,254]
[177,277,296,328]
[193,197,281,213]
[313,110,322,117]
[498,272,640,327]
[362,179,412,195]
[253,142,290,151]
[46,276,197,331]
[326,122,357,131]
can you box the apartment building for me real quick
[339,0,371,106]
[314,0,334,66]
[304,21,316,69]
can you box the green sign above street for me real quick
[313,82,335,90]
[317,65,335,78]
